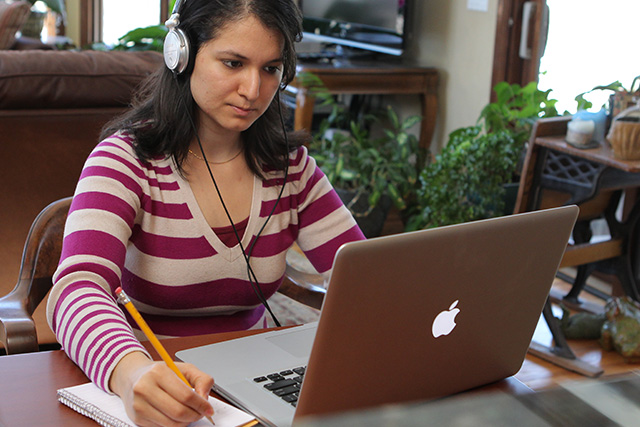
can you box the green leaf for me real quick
[339,169,357,181]
[369,191,381,207]
[387,184,406,210]
[396,132,409,146]
[387,106,400,129]
[119,25,169,44]
[401,115,422,130]
[591,81,625,93]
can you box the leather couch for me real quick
[0,49,164,350]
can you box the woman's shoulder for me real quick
[92,131,171,170]
[288,145,317,172]
[93,130,139,159]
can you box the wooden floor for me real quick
[514,272,640,391]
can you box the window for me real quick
[493,0,640,114]
[81,0,169,46]
[102,0,162,45]
[537,0,640,113]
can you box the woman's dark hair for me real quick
[101,0,307,177]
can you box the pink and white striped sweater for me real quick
[46,133,364,392]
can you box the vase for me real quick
[20,10,46,39]
[336,188,392,238]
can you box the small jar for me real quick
[566,118,595,147]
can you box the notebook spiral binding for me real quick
[57,389,132,427]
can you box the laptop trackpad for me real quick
[266,326,317,358]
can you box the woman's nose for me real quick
[238,69,260,101]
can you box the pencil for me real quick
[115,287,215,426]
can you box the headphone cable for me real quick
[180,91,287,327]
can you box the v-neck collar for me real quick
[177,170,261,262]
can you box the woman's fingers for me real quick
[177,362,215,401]
[117,359,215,426]
[144,363,214,423]
[133,380,204,426]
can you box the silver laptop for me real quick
[177,206,579,426]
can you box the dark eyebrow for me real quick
[217,50,247,60]
[217,50,283,64]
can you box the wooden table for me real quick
[516,116,640,304]
[515,116,640,377]
[0,328,529,426]
[288,59,439,150]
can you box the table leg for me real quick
[528,299,604,377]
[420,89,438,151]
[294,87,316,132]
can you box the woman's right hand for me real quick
[110,351,215,426]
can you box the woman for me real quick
[46,0,365,425]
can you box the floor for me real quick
[268,292,320,327]
[516,271,640,391]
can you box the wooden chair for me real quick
[0,197,325,355]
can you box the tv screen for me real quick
[299,0,409,56]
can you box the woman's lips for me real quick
[231,105,254,116]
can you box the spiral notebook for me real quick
[57,382,257,427]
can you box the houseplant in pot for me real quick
[404,125,519,231]
[405,81,559,231]
[300,71,427,236]
[309,103,426,238]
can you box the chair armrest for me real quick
[0,284,39,354]
[0,197,71,354]
[278,244,326,311]
[279,265,326,311]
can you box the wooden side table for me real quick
[515,116,640,376]
[288,59,439,150]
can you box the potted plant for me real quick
[300,72,427,237]
[574,75,640,116]
[404,126,519,231]
[405,81,559,231]
[306,100,426,235]
[21,0,66,39]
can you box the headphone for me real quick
[164,0,191,74]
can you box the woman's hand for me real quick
[110,351,215,426]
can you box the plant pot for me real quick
[336,188,392,238]
[20,10,46,39]
[502,182,519,215]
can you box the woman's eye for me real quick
[265,65,282,74]
[222,60,242,69]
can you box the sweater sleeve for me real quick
[292,147,366,281]
[46,136,150,393]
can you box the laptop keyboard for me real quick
[253,366,306,407]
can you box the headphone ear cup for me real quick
[163,26,190,74]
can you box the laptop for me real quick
[176,206,579,426]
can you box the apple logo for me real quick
[431,300,460,338]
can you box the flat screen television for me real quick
[299,0,410,57]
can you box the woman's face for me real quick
[190,14,285,141]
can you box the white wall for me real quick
[407,0,498,151]
[64,0,80,46]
